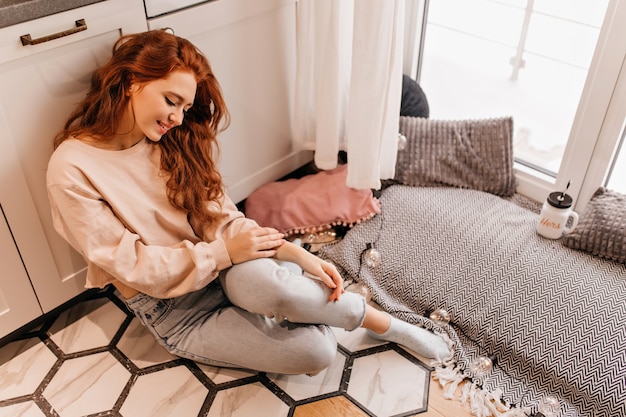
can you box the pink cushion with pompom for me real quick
[245,165,380,235]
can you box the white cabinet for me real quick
[148,0,312,203]
[0,0,147,337]
[0,205,42,337]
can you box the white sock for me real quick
[367,316,451,360]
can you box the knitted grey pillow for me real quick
[395,116,517,196]
[562,187,626,264]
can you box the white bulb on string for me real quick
[363,247,381,268]
[429,308,451,326]
[538,396,560,417]
[348,282,372,303]
[397,133,408,151]
[505,409,528,417]
[469,356,493,378]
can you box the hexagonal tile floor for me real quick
[0,289,432,417]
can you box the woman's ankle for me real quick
[367,316,452,360]
[362,306,391,334]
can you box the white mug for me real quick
[536,192,579,239]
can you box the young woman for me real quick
[47,29,451,375]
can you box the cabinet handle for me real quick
[20,19,88,46]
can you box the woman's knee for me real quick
[222,259,285,290]
[269,323,337,375]
[220,259,294,311]
[280,325,337,375]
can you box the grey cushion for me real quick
[395,116,517,196]
[562,187,626,263]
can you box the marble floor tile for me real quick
[42,351,130,417]
[347,349,430,417]
[48,298,128,354]
[120,365,208,417]
[207,382,290,417]
[0,401,46,417]
[0,338,57,401]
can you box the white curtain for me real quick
[293,0,405,190]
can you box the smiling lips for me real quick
[158,120,173,134]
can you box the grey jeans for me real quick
[123,258,366,374]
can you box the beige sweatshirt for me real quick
[46,138,258,298]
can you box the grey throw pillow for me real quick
[395,116,517,197]
[562,187,626,264]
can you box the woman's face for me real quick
[127,70,197,143]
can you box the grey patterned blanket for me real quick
[319,185,626,417]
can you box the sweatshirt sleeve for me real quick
[195,193,261,242]
[48,183,231,298]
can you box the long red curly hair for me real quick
[54,29,230,227]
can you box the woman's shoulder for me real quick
[48,137,156,188]
[49,137,85,164]
[48,138,99,171]
[47,139,90,185]
[50,137,151,166]
[48,138,134,183]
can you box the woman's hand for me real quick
[302,257,346,302]
[276,242,345,302]
[224,227,285,264]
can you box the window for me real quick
[606,120,626,191]
[405,0,626,210]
